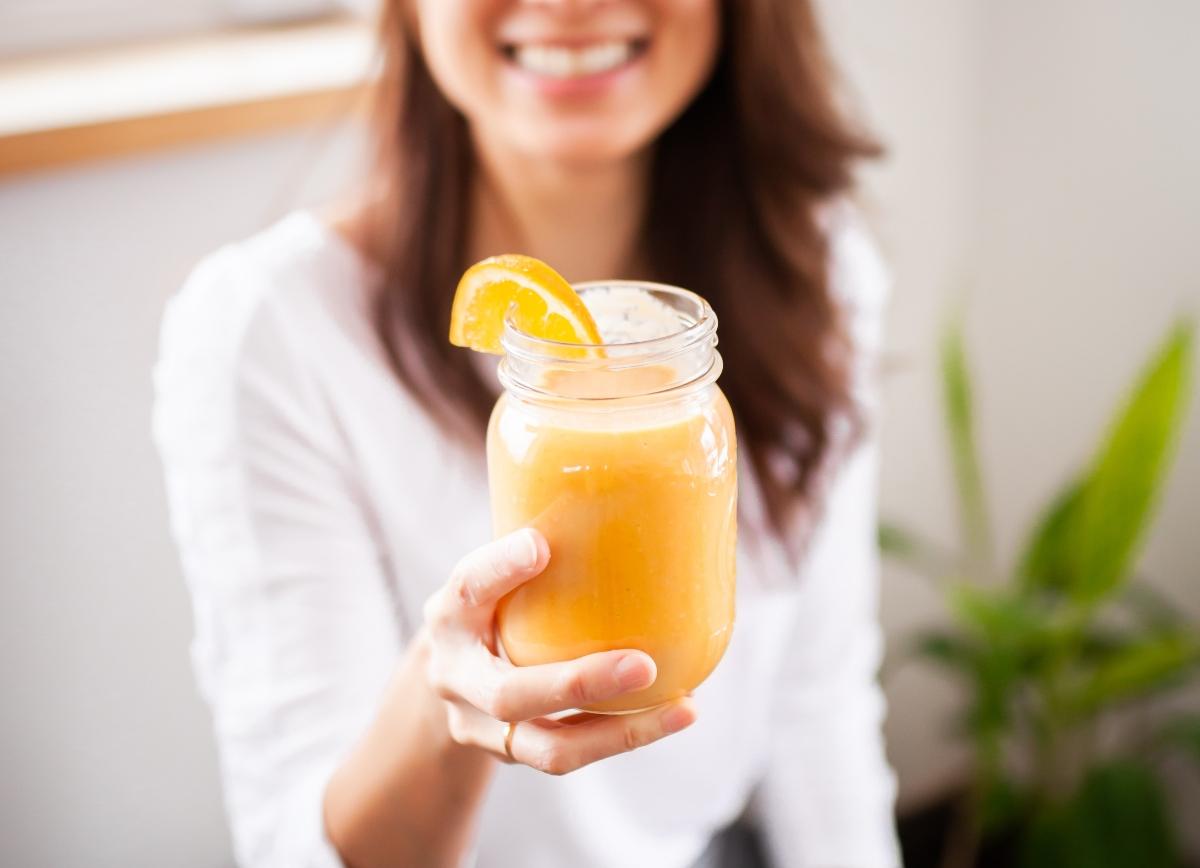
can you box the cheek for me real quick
[654,0,721,96]
[632,0,720,134]
[413,0,502,118]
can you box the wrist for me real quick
[403,629,455,750]
[403,628,496,767]
[325,630,496,867]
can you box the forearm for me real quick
[324,630,496,868]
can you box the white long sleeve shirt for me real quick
[152,210,899,868]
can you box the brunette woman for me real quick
[154,1,899,865]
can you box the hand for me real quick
[421,528,696,775]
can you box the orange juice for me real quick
[487,282,737,713]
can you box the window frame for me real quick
[0,0,347,59]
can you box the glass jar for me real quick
[487,280,737,713]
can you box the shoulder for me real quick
[153,212,366,455]
[160,211,364,365]
[156,210,372,388]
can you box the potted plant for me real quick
[883,318,1199,868]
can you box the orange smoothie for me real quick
[488,368,737,713]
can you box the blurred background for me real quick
[0,1,1196,865]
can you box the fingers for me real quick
[438,647,657,723]
[425,529,696,778]
[510,699,697,776]
[425,529,549,628]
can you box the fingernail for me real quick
[506,530,538,569]
[614,654,653,691]
[661,703,695,734]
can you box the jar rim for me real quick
[499,279,717,364]
[497,280,722,403]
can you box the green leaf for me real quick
[944,585,1069,689]
[1063,631,1200,716]
[1020,801,1074,868]
[1118,583,1186,630]
[877,522,956,579]
[909,629,1018,742]
[878,522,922,559]
[912,629,978,673]
[909,622,1020,739]
[1020,761,1177,868]
[1068,322,1194,603]
[1018,477,1086,593]
[1077,624,1130,660]
[949,584,1047,646]
[980,773,1027,833]
[1156,714,1200,766]
[963,644,1022,739]
[941,317,994,571]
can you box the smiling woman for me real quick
[152,1,898,866]
[408,0,717,164]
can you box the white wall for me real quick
[973,0,1200,593]
[0,124,362,868]
[2,1,1198,862]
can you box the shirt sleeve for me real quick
[152,247,402,868]
[751,211,901,868]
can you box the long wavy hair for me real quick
[362,1,881,540]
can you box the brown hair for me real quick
[365,1,880,540]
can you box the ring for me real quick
[502,721,517,763]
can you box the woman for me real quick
[154,0,898,865]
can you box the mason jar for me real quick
[487,280,737,713]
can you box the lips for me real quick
[502,38,648,80]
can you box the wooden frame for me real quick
[0,87,368,175]
[0,18,373,177]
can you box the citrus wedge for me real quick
[449,254,601,354]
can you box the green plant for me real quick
[883,318,1199,868]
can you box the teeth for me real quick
[512,41,635,79]
[577,42,631,75]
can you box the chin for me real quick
[511,118,655,167]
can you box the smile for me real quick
[501,39,649,80]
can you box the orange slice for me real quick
[449,254,601,354]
